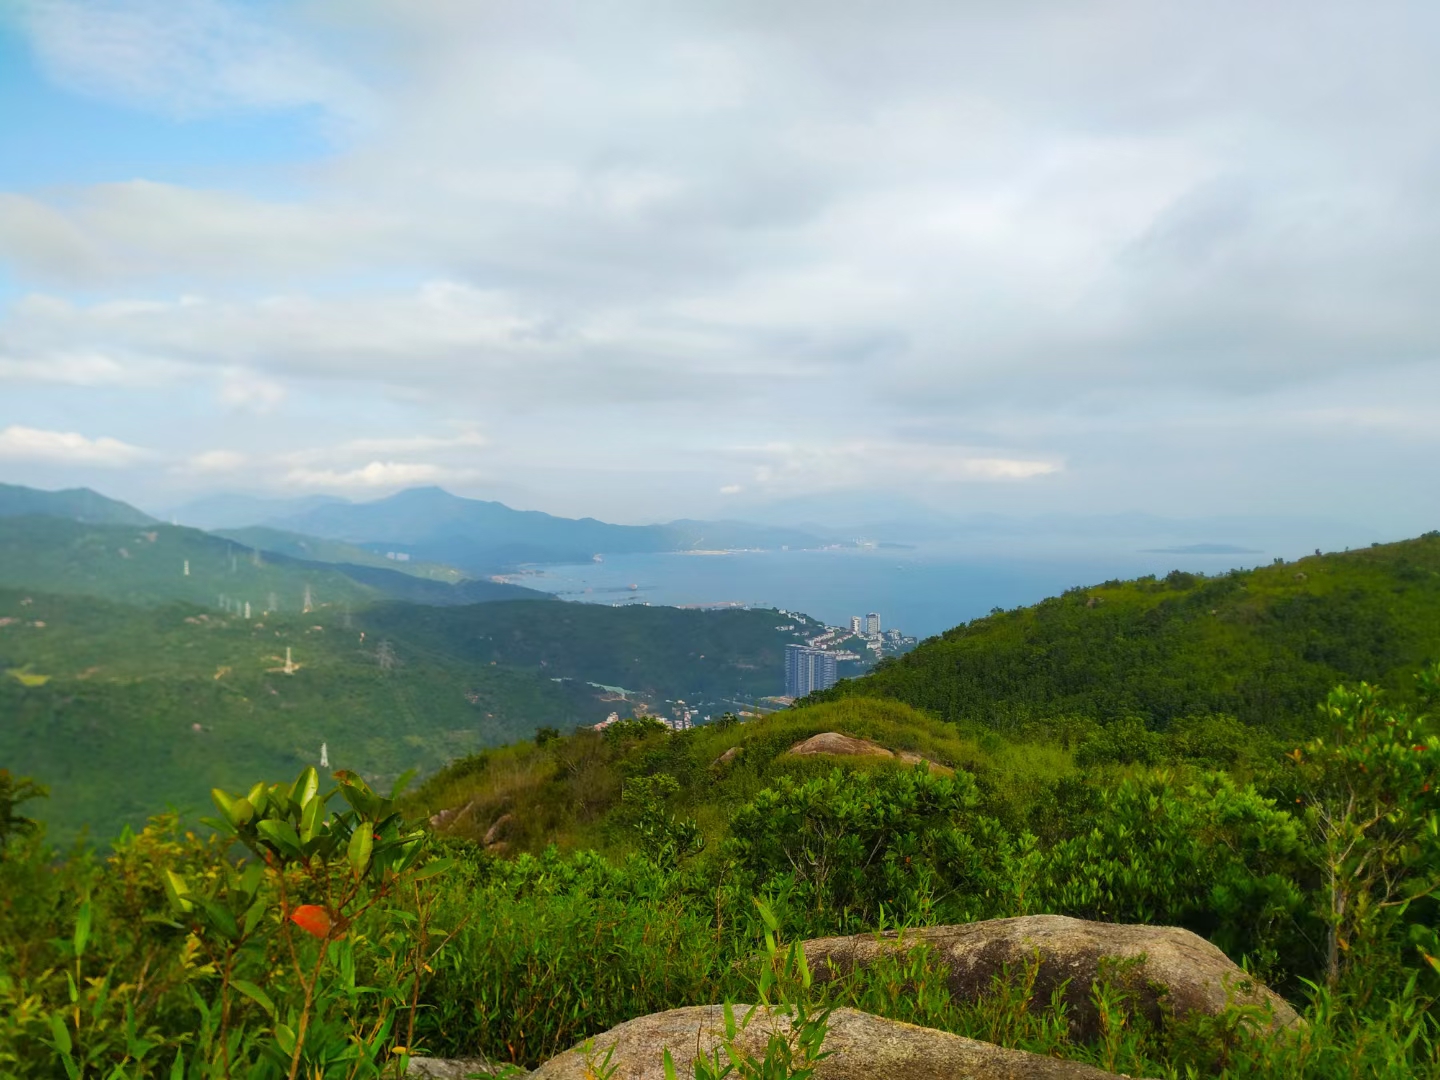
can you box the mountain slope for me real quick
[163,492,348,531]
[212,525,470,582]
[0,587,594,844]
[0,483,155,526]
[0,516,378,611]
[819,532,1440,732]
[0,516,554,610]
[211,526,558,602]
[0,589,820,843]
[267,487,825,573]
[362,599,822,702]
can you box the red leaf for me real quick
[289,904,332,939]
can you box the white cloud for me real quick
[281,461,456,490]
[183,449,247,473]
[719,484,743,495]
[5,1,1440,525]
[218,370,287,413]
[0,425,150,466]
[331,429,489,457]
[732,441,1062,495]
[0,350,134,386]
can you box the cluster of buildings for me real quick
[593,704,696,732]
[784,610,917,698]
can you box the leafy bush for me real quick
[728,766,1002,932]
[0,767,453,1079]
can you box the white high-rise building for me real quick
[866,612,881,635]
[849,616,862,634]
[785,644,839,698]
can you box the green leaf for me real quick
[228,797,255,827]
[161,869,192,914]
[246,782,269,815]
[410,857,453,882]
[188,896,239,941]
[169,1048,185,1080]
[242,897,268,938]
[662,1049,679,1080]
[291,766,319,808]
[239,860,264,896]
[347,824,374,877]
[333,770,379,816]
[73,899,91,958]
[255,819,303,859]
[299,795,323,844]
[231,979,276,1017]
[274,1023,297,1056]
[211,787,237,821]
[50,1013,73,1055]
[753,897,779,933]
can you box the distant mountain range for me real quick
[173,486,828,575]
[0,482,156,527]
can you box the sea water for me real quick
[508,544,1272,640]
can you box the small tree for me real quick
[1292,666,1440,994]
[0,770,46,855]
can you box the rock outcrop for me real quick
[428,801,475,832]
[407,1056,511,1078]
[530,1005,1127,1079]
[788,732,953,773]
[801,916,1300,1036]
[482,812,516,847]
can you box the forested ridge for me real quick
[820,532,1440,731]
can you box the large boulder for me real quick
[802,916,1300,1037]
[788,732,953,773]
[530,1005,1127,1079]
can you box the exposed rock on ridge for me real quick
[529,1005,1129,1079]
[788,731,953,773]
[801,915,1301,1037]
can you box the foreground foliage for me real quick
[3,667,1439,1077]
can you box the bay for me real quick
[506,544,1272,640]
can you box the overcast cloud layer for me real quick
[1,0,1438,531]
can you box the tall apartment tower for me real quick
[866,612,881,635]
[849,615,862,634]
[785,644,839,698]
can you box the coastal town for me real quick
[587,607,918,733]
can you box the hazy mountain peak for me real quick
[0,482,155,527]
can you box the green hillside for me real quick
[212,525,469,582]
[817,533,1440,734]
[0,482,154,526]
[0,587,811,843]
[0,586,598,843]
[0,516,378,611]
[362,599,823,701]
[407,695,1047,854]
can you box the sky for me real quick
[1,0,1438,531]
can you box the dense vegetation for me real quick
[818,533,1440,733]
[0,517,549,611]
[0,581,810,843]
[5,527,1440,1077]
[4,673,1438,1077]
[362,599,814,702]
